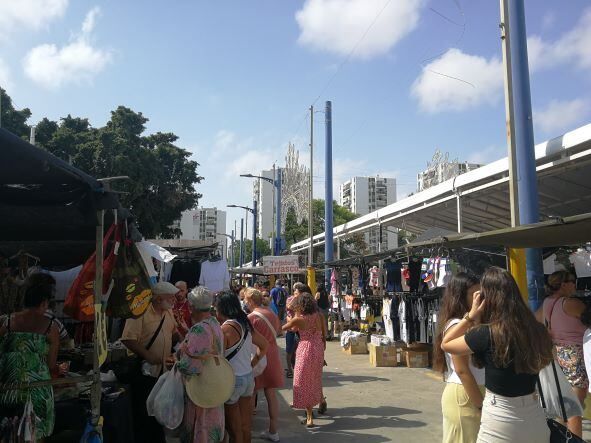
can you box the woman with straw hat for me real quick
[177,287,227,443]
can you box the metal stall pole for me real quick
[500,0,544,310]
[324,101,334,290]
[91,209,104,434]
[275,168,282,256]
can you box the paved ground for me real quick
[251,339,444,442]
[251,338,591,442]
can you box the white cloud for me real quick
[535,99,590,134]
[23,7,112,90]
[411,49,503,113]
[528,8,591,71]
[295,0,424,59]
[0,0,68,41]
[0,58,13,91]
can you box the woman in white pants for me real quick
[442,267,554,442]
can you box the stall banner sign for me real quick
[94,303,108,366]
[262,255,300,274]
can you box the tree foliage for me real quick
[231,238,272,267]
[284,199,367,260]
[0,89,203,238]
[0,87,32,138]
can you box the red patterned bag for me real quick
[63,223,119,321]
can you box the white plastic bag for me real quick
[538,360,583,419]
[146,364,185,429]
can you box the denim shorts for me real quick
[226,373,255,405]
[285,331,299,354]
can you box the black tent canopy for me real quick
[0,128,119,265]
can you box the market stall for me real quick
[0,128,121,441]
[329,212,591,369]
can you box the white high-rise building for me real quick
[253,169,276,245]
[339,176,397,253]
[178,208,227,257]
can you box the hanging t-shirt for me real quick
[198,259,230,292]
[570,250,591,278]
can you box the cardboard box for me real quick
[343,335,368,355]
[369,343,398,367]
[370,335,393,347]
[405,349,430,368]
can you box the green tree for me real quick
[283,199,367,260]
[0,87,32,138]
[39,106,202,238]
[231,238,272,267]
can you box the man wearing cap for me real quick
[121,281,180,443]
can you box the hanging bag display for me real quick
[64,223,118,321]
[107,233,152,319]
[537,360,586,443]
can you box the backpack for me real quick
[276,288,287,307]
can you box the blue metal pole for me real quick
[507,0,544,310]
[252,200,257,267]
[230,229,235,268]
[324,101,334,290]
[275,168,282,256]
[240,218,244,268]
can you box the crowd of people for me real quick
[121,279,327,443]
[435,267,591,443]
[6,265,590,443]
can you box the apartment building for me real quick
[339,176,397,253]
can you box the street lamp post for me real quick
[240,170,282,256]
[216,231,235,268]
[227,203,257,269]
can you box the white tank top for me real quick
[223,320,254,376]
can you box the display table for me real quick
[48,383,134,443]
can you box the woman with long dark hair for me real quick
[542,270,587,437]
[442,267,553,442]
[433,273,483,443]
[216,292,268,443]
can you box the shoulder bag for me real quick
[537,360,586,443]
[114,315,165,383]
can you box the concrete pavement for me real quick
[252,339,444,442]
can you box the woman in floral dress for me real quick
[177,287,225,443]
[0,273,59,440]
[282,292,326,428]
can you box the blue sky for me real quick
[1,0,590,233]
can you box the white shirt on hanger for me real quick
[199,259,230,291]
[570,249,591,278]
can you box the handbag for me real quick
[537,361,586,443]
[64,223,119,321]
[184,323,235,408]
[107,234,153,319]
[113,315,165,383]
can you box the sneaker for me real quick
[260,430,280,442]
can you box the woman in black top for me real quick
[442,267,553,442]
